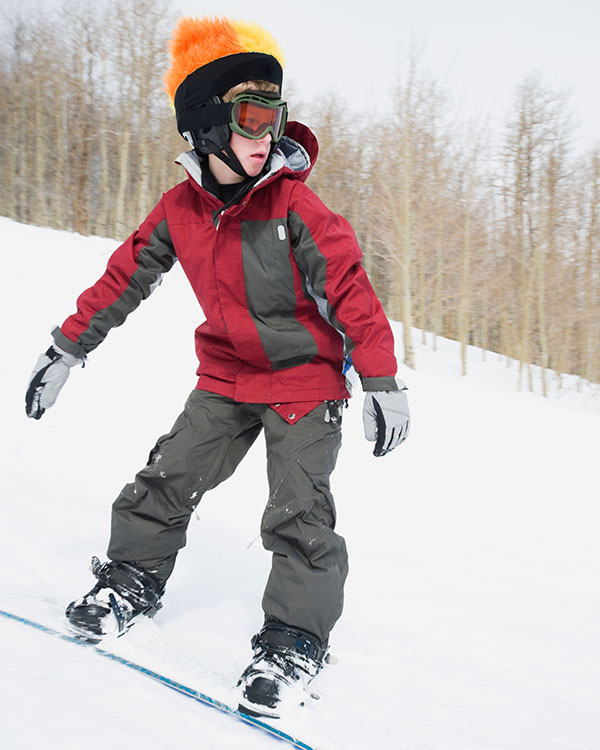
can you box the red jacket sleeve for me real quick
[52,199,176,358]
[288,184,398,390]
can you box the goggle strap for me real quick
[177,102,232,135]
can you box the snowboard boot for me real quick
[237,620,326,718]
[65,556,163,642]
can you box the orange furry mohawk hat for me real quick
[165,16,285,136]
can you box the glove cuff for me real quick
[51,345,83,368]
[361,376,400,392]
[51,326,86,361]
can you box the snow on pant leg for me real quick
[260,401,348,644]
[107,390,263,587]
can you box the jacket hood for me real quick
[274,120,318,182]
[176,120,319,194]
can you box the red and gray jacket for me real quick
[53,121,398,415]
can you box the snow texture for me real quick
[1,216,599,749]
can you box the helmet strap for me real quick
[202,139,250,179]
[197,134,277,181]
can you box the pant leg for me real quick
[260,401,348,644]
[108,390,262,586]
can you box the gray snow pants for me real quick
[107,390,348,643]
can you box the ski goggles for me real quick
[229,92,288,142]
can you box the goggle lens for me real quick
[230,95,287,141]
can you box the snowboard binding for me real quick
[237,621,327,718]
[65,556,162,643]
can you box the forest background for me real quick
[1,0,598,394]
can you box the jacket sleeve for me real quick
[288,185,398,391]
[52,198,177,358]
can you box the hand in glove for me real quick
[26,345,84,420]
[363,380,410,457]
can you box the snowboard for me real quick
[0,608,318,750]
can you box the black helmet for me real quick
[165,18,284,177]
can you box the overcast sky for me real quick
[11,0,600,152]
[172,0,600,151]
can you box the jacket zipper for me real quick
[214,209,225,230]
[213,198,248,230]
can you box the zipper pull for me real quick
[213,207,226,229]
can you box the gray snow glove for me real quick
[26,344,84,419]
[363,380,410,457]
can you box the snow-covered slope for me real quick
[1,217,598,749]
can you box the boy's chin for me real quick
[244,161,266,176]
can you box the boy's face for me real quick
[207,123,273,186]
[229,130,272,178]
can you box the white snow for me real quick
[1,215,599,749]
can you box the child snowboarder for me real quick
[25,16,410,718]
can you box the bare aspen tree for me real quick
[536,129,568,394]
[457,164,473,376]
[2,15,31,223]
[0,19,19,218]
[500,74,573,391]
[93,0,174,235]
[419,135,452,349]
[449,125,490,375]
[111,10,136,237]
[129,0,172,222]
[368,58,423,368]
[57,0,100,234]
[52,62,69,229]
[305,95,369,223]
[579,148,600,384]
[369,118,415,368]
[31,27,50,227]
[366,50,454,369]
